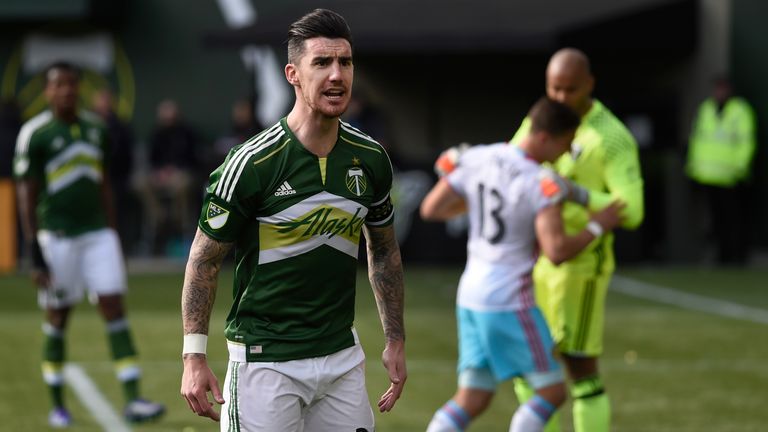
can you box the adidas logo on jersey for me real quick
[274,181,297,196]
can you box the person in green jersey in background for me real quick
[686,75,756,265]
[180,9,406,432]
[510,48,644,432]
[13,61,165,428]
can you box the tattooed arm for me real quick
[180,228,232,422]
[181,228,232,338]
[364,224,407,412]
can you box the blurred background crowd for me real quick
[1,0,766,269]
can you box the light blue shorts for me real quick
[457,306,561,388]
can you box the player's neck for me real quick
[516,140,544,164]
[578,98,594,117]
[286,109,339,157]
[53,107,77,123]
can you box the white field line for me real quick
[611,275,768,325]
[63,364,131,432]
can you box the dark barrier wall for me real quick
[732,0,768,247]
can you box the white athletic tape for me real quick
[183,334,208,355]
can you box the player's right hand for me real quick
[590,201,626,233]
[434,143,470,177]
[181,355,225,422]
[30,240,50,288]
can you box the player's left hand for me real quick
[378,339,407,412]
[181,354,224,422]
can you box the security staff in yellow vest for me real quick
[686,76,756,264]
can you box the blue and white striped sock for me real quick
[510,395,557,432]
[427,400,472,432]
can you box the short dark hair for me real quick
[529,97,580,136]
[287,9,353,63]
[44,61,80,85]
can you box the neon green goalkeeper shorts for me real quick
[533,259,612,357]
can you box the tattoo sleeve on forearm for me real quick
[364,225,405,342]
[181,228,233,335]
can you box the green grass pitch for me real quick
[1,266,767,431]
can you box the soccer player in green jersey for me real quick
[180,9,406,431]
[14,62,165,427]
[510,48,644,432]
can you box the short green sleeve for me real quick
[197,159,259,241]
[365,150,394,227]
[13,130,44,181]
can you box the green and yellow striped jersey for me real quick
[511,99,644,273]
[199,118,394,362]
[13,110,109,236]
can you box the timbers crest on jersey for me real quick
[51,136,65,150]
[346,167,367,196]
[206,202,230,229]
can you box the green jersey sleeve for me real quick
[602,130,644,229]
[365,150,395,227]
[14,126,45,181]
[198,156,261,242]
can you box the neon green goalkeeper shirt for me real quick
[511,99,644,272]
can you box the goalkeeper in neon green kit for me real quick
[510,48,644,432]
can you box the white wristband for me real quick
[585,220,604,238]
[183,334,208,355]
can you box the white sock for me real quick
[510,403,546,432]
[427,413,462,432]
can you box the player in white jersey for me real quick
[421,98,623,432]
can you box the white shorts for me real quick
[221,342,374,432]
[37,228,126,309]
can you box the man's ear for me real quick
[532,130,548,147]
[285,64,300,86]
[585,74,595,95]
